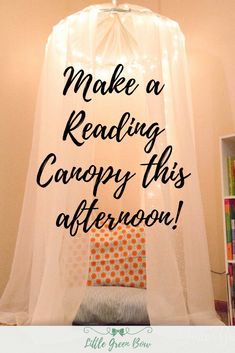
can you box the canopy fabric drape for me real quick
[0,3,220,325]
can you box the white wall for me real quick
[0,0,68,294]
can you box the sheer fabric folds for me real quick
[0,4,220,325]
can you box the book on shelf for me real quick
[225,199,234,260]
[232,219,235,260]
[227,156,235,195]
[228,263,235,325]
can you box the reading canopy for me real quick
[0,2,220,325]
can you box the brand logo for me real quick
[83,327,153,351]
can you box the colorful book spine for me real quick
[233,160,235,190]
[229,263,234,297]
[233,264,235,325]
[227,156,235,195]
[229,264,235,325]
[232,219,235,260]
[225,199,233,260]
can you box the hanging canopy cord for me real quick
[211,269,226,275]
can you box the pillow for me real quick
[87,223,146,288]
[73,286,149,325]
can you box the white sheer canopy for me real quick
[0,3,220,325]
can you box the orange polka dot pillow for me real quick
[87,224,146,289]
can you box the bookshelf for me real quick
[220,134,235,325]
